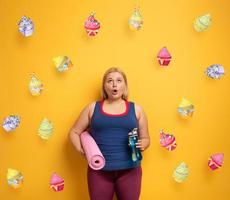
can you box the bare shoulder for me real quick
[88,101,97,119]
[134,103,145,120]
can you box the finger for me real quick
[80,149,85,154]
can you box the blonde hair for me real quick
[102,67,128,100]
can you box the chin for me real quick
[109,95,122,100]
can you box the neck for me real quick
[105,98,125,104]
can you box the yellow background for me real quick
[1,0,229,199]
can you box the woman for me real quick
[69,67,150,200]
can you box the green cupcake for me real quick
[38,118,53,140]
[194,14,212,32]
[173,162,189,183]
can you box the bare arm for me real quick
[135,104,150,151]
[69,102,95,154]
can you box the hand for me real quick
[77,146,85,157]
[136,138,150,151]
[80,148,85,155]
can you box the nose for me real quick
[112,81,117,87]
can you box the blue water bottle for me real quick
[128,128,142,162]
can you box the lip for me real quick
[111,89,118,95]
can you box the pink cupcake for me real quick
[208,153,224,170]
[84,13,100,36]
[157,47,172,66]
[160,129,177,151]
[50,173,64,192]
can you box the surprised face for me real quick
[104,72,126,100]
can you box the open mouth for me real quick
[112,89,118,95]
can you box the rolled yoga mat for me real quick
[80,131,105,170]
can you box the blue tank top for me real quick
[90,100,141,171]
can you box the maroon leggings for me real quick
[87,166,142,200]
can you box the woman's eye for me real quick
[117,80,122,82]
